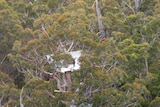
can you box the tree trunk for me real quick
[134,0,140,13]
[0,94,4,107]
[64,72,72,92]
[20,87,24,107]
[41,70,72,92]
[41,71,65,92]
[95,0,109,38]
[145,58,148,74]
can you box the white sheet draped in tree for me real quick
[45,50,81,73]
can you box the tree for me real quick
[0,71,19,106]
[2,0,160,106]
[95,0,109,38]
[0,0,25,86]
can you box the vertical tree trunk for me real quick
[145,58,148,74]
[53,74,65,92]
[41,71,66,92]
[134,0,140,13]
[95,0,109,38]
[43,71,72,92]
[64,72,72,92]
[0,94,4,107]
[20,87,24,107]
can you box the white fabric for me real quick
[45,51,81,73]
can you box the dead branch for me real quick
[0,55,6,65]
[84,85,92,99]
[0,93,4,107]
[122,0,136,15]
[20,87,24,107]
[42,70,66,92]
[59,41,67,53]
[45,90,55,98]
[67,41,74,52]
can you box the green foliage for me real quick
[23,78,56,106]
[149,97,160,107]
[0,72,19,106]
[1,0,160,106]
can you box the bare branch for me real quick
[59,100,70,105]
[45,90,55,98]
[33,48,43,64]
[122,0,136,15]
[22,55,33,62]
[59,41,67,53]
[0,93,4,107]
[107,61,117,72]
[41,24,55,47]
[67,41,74,52]
[0,55,6,65]
[54,90,65,93]
[1,79,7,86]
[41,24,51,39]
[92,88,100,93]
[42,71,65,92]
[20,87,24,107]
[16,66,26,73]
[27,69,37,79]
[84,86,92,99]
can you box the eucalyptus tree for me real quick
[0,0,23,81]
[0,72,19,106]
[6,0,160,106]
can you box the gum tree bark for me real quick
[63,72,72,92]
[42,68,72,92]
[20,87,24,107]
[134,0,141,13]
[95,0,109,38]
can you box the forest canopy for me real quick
[0,0,160,107]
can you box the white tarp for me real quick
[45,50,81,73]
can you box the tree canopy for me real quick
[1,0,160,106]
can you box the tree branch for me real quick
[95,0,109,38]
[42,70,65,92]
[20,87,24,107]
[45,90,55,98]
[67,41,74,52]
[122,0,136,15]
[0,93,4,107]
[0,55,6,65]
